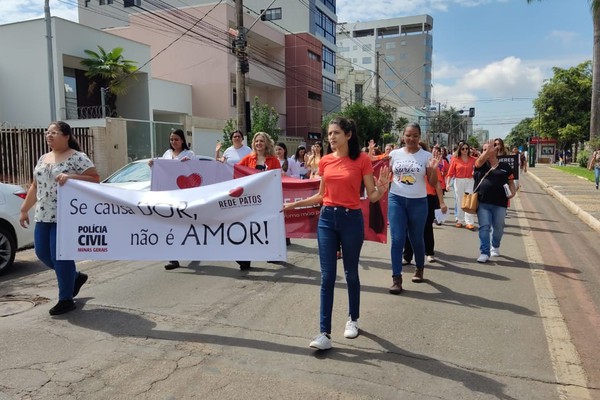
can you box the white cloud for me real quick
[459,57,544,97]
[547,30,578,46]
[0,0,78,25]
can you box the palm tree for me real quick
[527,0,600,140]
[80,46,137,117]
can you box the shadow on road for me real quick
[65,304,517,400]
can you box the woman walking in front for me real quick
[283,117,390,350]
[387,123,438,294]
[19,121,99,315]
[474,139,516,263]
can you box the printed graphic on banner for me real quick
[56,170,286,261]
[234,161,389,243]
[151,159,234,191]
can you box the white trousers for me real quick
[454,177,475,225]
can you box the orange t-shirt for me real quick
[319,152,373,209]
[238,153,280,171]
[447,156,476,179]
[426,168,443,196]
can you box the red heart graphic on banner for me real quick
[229,186,244,197]
[176,173,202,189]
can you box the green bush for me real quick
[577,149,590,168]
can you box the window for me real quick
[362,57,372,64]
[362,44,372,51]
[308,91,322,101]
[322,46,335,73]
[338,46,350,52]
[63,68,78,120]
[355,84,363,103]
[99,0,113,4]
[323,77,336,94]
[385,42,396,49]
[315,10,336,43]
[260,8,282,21]
[319,0,336,13]
[385,55,395,62]
[124,0,141,7]
[232,88,237,107]
[308,50,320,62]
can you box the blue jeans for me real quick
[317,206,364,334]
[388,193,428,276]
[595,167,600,186]
[35,222,77,301]
[476,202,507,256]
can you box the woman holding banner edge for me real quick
[149,128,195,270]
[283,117,390,350]
[19,121,99,316]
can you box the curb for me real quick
[527,170,600,234]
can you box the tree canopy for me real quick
[323,103,394,147]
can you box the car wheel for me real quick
[0,225,17,273]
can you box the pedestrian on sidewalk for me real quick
[283,117,390,350]
[474,139,517,263]
[587,147,600,189]
[446,141,477,231]
[388,123,439,294]
[19,121,99,315]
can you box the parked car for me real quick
[0,183,35,273]
[101,156,215,191]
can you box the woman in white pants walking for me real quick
[447,141,477,231]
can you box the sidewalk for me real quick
[526,164,600,233]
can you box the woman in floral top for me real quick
[19,121,99,316]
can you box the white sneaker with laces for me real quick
[344,319,359,339]
[426,255,436,263]
[477,254,489,263]
[491,247,500,257]
[309,333,332,350]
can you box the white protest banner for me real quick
[56,170,286,261]
[150,159,234,191]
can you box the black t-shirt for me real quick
[473,161,513,208]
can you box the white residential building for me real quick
[337,15,433,121]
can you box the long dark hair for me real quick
[51,121,81,151]
[170,129,190,151]
[277,142,289,172]
[294,145,306,162]
[328,117,360,160]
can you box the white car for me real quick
[0,183,35,272]
[101,156,215,191]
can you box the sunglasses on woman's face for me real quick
[461,147,468,150]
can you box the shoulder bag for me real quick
[461,165,496,214]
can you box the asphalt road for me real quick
[0,172,597,399]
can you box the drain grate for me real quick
[0,295,50,317]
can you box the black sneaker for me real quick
[164,261,180,270]
[49,300,76,316]
[237,261,251,270]
[73,272,88,297]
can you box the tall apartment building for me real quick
[336,15,433,121]
[78,0,340,142]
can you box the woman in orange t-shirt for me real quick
[446,141,477,230]
[235,132,280,270]
[283,117,390,351]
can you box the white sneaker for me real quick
[344,319,359,339]
[309,333,332,350]
[477,254,489,263]
[426,255,436,263]
[491,247,500,257]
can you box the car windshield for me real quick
[104,161,150,183]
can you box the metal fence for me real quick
[0,126,94,187]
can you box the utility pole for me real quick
[44,0,57,121]
[374,51,380,108]
[235,0,248,136]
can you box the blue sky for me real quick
[1,0,593,139]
